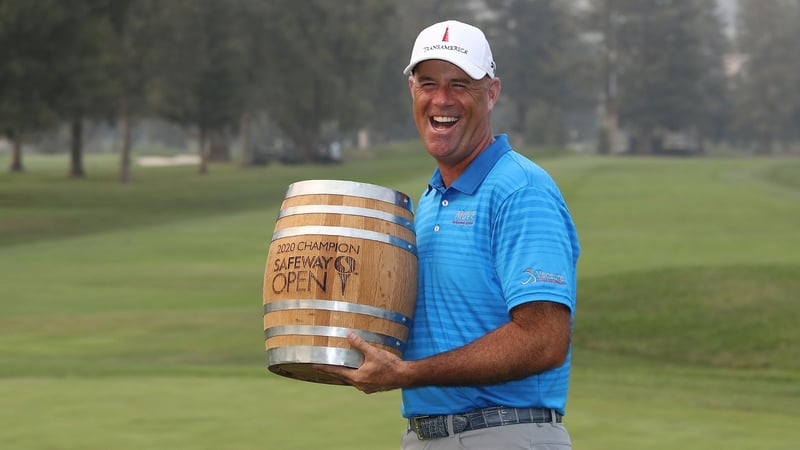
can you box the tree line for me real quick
[1,0,798,181]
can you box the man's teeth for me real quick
[433,116,458,123]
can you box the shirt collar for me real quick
[425,134,511,195]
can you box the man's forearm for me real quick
[399,301,572,387]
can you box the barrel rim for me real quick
[278,204,414,231]
[264,299,413,325]
[264,325,406,351]
[285,179,413,211]
[267,346,363,369]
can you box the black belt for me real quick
[409,406,562,440]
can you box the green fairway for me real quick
[1,150,798,449]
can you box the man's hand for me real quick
[314,331,407,394]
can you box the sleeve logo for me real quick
[521,268,566,285]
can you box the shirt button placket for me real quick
[435,198,448,232]
[433,194,449,233]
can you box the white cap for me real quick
[403,20,496,80]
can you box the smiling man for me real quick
[318,20,581,449]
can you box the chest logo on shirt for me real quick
[522,268,567,285]
[452,210,476,225]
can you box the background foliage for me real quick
[2,0,799,180]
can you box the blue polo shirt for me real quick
[401,134,580,417]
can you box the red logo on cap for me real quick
[442,27,449,42]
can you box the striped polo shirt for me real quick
[401,134,580,417]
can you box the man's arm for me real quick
[316,300,571,394]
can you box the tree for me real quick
[585,0,621,154]
[591,0,730,154]
[0,0,70,172]
[54,0,118,178]
[364,0,472,144]
[258,0,396,162]
[485,0,593,147]
[734,0,800,153]
[104,0,161,183]
[691,0,732,147]
[148,0,248,173]
[233,0,266,166]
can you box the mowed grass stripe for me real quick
[0,150,434,248]
[576,264,800,371]
[0,367,797,450]
[0,376,406,450]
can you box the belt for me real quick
[409,406,562,440]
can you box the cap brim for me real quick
[403,55,488,80]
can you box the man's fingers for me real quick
[311,332,400,395]
[310,331,387,394]
[347,331,371,352]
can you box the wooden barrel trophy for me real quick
[263,180,417,385]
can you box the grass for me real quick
[1,148,799,449]
[575,265,798,371]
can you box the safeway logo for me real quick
[442,26,449,42]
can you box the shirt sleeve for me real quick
[491,185,579,312]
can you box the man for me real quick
[318,20,580,449]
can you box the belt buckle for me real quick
[410,416,432,440]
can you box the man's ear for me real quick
[487,77,501,110]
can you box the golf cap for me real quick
[403,20,496,80]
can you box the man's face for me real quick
[408,59,500,169]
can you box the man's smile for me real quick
[430,115,460,130]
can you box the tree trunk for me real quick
[119,95,132,184]
[357,128,369,149]
[513,103,528,148]
[627,126,652,155]
[207,129,230,162]
[9,136,24,172]
[286,120,320,163]
[198,127,208,174]
[755,134,772,155]
[69,118,86,178]
[299,80,323,162]
[240,111,250,167]
[601,0,619,155]
[600,113,618,155]
[548,105,565,147]
[642,127,656,154]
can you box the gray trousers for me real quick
[401,422,572,450]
